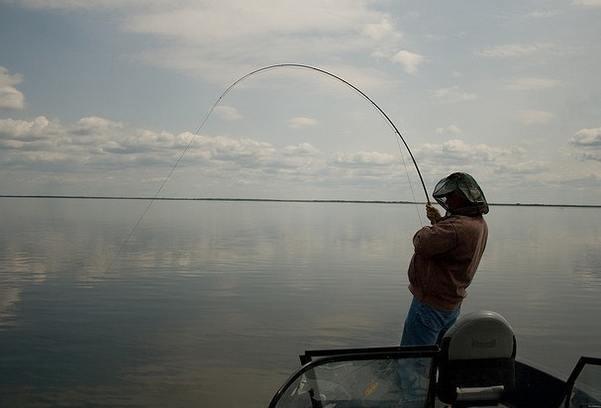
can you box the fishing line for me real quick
[395,136,424,226]
[107,63,430,272]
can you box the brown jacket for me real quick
[408,214,488,310]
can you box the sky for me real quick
[1,0,601,204]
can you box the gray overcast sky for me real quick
[1,0,600,204]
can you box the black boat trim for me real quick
[563,356,601,408]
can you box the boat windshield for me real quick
[564,357,601,408]
[269,347,438,408]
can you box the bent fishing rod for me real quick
[108,63,430,274]
[200,63,430,205]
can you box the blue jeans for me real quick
[401,297,460,346]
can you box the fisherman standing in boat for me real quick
[401,172,489,346]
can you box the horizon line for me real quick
[1,194,600,208]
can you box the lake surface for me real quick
[1,198,600,407]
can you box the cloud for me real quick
[570,128,601,161]
[417,139,512,164]
[0,115,187,169]
[506,77,561,91]
[0,87,25,110]
[432,86,477,103]
[391,50,425,74]
[0,113,444,196]
[12,1,407,85]
[72,116,124,136]
[7,0,156,10]
[526,10,562,18]
[436,125,463,136]
[579,152,601,161]
[0,66,25,110]
[288,116,318,129]
[519,110,554,125]
[361,18,402,41]
[0,115,565,199]
[414,139,548,184]
[323,151,408,187]
[214,105,243,121]
[0,116,52,141]
[125,2,380,41]
[334,151,397,167]
[0,115,312,177]
[570,127,601,147]
[573,0,601,7]
[282,142,320,157]
[493,160,548,175]
[477,43,553,58]
[123,1,399,78]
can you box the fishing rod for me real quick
[205,63,430,205]
[108,63,430,273]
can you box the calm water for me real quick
[1,198,600,407]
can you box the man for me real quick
[401,172,489,346]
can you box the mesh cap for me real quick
[433,172,489,215]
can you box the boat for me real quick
[268,311,600,407]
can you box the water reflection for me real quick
[574,243,601,289]
[0,287,19,325]
[0,199,600,407]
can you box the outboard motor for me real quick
[437,311,516,407]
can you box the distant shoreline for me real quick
[1,194,600,208]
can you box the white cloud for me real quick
[288,116,318,129]
[11,1,406,85]
[493,160,548,175]
[282,142,320,157]
[0,66,25,110]
[579,152,601,161]
[391,50,425,74]
[0,115,319,178]
[573,0,601,7]
[0,115,576,200]
[477,43,553,58]
[0,87,25,110]
[570,127,601,147]
[334,151,397,167]
[432,86,477,103]
[414,139,546,181]
[506,77,561,91]
[0,114,439,196]
[9,0,158,10]
[122,1,400,80]
[526,10,562,18]
[361,18,401,41]
[194,134,275,165]
[436,125,463,136]
[73,116,124,135]
[327,151,404,184]
[417,139,511,164]
[519,110,554,125]
[214,105,243,121]
[570,128,601,161]
[0,116,186,169]
[0,116,51,140]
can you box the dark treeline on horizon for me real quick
[1,194,600,208]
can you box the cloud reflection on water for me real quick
[0,199,600,406]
